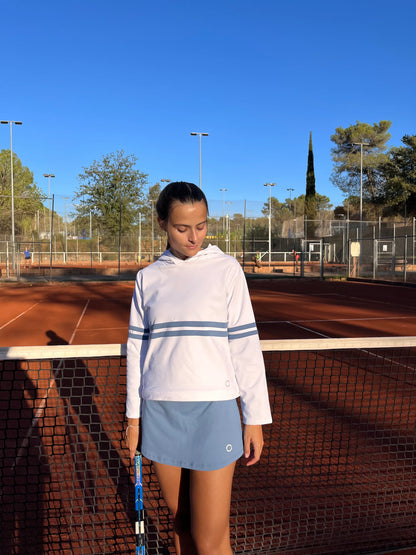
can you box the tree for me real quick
[0,149,43,237]
[261,197,292,236]
[330,120,391,216]
[73,150,148,237]
[142,183,162,248]
[381,135,416,218]
[146,183,161,217]
[305,131,317,238]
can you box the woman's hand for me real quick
[243,424,264,466]
[125,419,140,461]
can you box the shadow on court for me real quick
[45,330,170,553]
[0,357,50,554]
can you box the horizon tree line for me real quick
[1,120,415,243]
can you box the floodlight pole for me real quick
[43,174,55,239]
[225,201,232,255]
[352,142,369,273]
[352,142,369,230]
[151,200,154,262]
[1,120,22,270]
[220,188,227,234]
[190,132,209,188]
[49,195,55,282]
[287,187,294,237]
[264,183,276,265]
[62,197,69,262]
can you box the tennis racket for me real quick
[135,450,145,554]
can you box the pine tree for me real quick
[305,131,317,238]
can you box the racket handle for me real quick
[135,451,145,554]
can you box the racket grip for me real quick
[135,451,145,554]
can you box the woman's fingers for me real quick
[126,426,140,460]
[243,424,264,466]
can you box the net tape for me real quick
[1,337,416,554]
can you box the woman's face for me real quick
[159,200,208,260]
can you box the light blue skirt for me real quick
[141,399,244,471]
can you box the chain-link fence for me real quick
[1,198,415,283]
[348,234,416,283]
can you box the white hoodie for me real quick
[126,244,272,425]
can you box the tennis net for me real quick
[1,337,416,554]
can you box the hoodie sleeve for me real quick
[226,260,272,425]
[126,272,149,418]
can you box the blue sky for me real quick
[1,0,415,218]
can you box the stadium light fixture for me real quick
[190,132,209,188]
[1,120,23,270]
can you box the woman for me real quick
[126,182,272,554]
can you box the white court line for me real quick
[258,290,416,311]
[307,293,416,312]
[287,321,330,338]
[339,295,416,311]
[275,321,416,374]
[308,293,343,297]
[13,299,91,468]
[0,302,40,330]
[75,326,127,333]
[258,315,416,324]
[69,299,90,344]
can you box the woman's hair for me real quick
[156,181,208,221]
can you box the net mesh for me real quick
[1,338,416,554]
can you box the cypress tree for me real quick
[305,131,317,238]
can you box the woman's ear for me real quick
[158,217,167,231]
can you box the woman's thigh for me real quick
[153,460,236,551]
[190,462,236,548]
[152,462,184,514]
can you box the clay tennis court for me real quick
[1,277,416,554]
[2,278,416,346]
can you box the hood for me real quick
[157,244,224,265]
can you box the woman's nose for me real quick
[188,228,197,242]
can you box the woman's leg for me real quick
[154,460,236,555]
[153,462,197,555]
[189,462,236,555]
